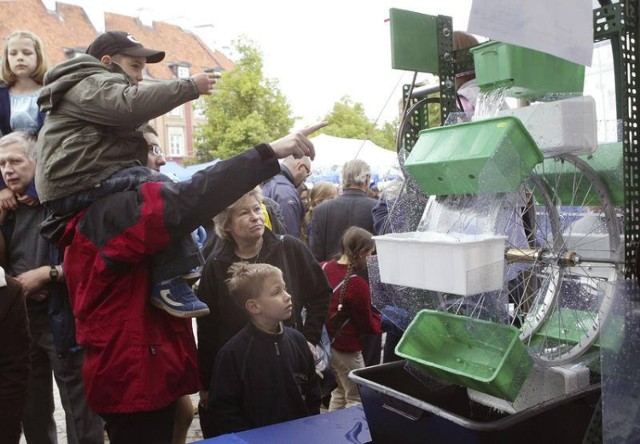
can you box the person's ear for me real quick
[245,298,260,314]
[100,55,112,64]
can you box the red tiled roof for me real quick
[0,0,232,80]
[105,13,233,79]
[0,0,98,66]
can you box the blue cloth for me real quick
[261,166,304,238]
[0,86,44,199]
[9,91,40,134]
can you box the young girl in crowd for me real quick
[0,30,47,208]
[301,181,338,245]
[322,226,381,411]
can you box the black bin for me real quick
[350,361,599,444]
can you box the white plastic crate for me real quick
[468,364,591,414]
[373,232,506,296]
[497,96,597,157]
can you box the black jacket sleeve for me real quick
[207,346,252,436]
[161,144,280,238]
[196,258,221,389]
[284,237,331,345]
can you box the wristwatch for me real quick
[49,265,59,282]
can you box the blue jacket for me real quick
[261,165,304,238]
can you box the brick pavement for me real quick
[19,387,204,443]
[19,319,205,443]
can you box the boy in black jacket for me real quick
[208,262,321,436]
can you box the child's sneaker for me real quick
[151,277,210,318]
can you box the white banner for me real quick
[468,0,593,66]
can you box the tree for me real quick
[195,37,295,161]
[318,96,398,151]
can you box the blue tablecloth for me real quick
[198,405,371,443]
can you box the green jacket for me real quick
[35,55,199,203]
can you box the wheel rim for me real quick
[421,154,621,365]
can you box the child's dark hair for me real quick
[336,226,375,308]
[226,262,282,310]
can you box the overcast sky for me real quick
[58,0,473,126]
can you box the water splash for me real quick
[474,85,510,120]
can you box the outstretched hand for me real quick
[269,122,328,160]
[192,71,221,96]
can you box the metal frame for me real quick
[398,15,476,152]
[594,2,640,286]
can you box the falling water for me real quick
[474,85,510,121]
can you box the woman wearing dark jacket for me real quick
[196,187,331,437]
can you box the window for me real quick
[168,105,183,117]
[168,127,185,157]
[177,66,190,79]
[193,98,206,119]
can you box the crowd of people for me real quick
[0,27,480,444]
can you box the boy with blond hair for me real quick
[207,262,321,436]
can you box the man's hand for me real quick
[0,188,18,211]
[270,122,328,161]
[191,72,221,96]
[16,266,50,299]
[17,194,39,207]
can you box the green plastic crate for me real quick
[389,8,440,74]
[534,142,624,206]
[395,310,533,402]
[470,41,585,99]
[530,308,624,353]
[404,116,543,196]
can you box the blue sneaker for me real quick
[150,277,210,318]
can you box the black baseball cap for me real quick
[86,31,165,63]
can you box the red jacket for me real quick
[59,145,279,414]
[61,183,199,414]
[322,260,381,352]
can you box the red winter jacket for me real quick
[61,184,199,414]
[59,145,280,414]
[322,260,382,352]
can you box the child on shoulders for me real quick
[207,262,321,436]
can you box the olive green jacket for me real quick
[35,55,199,203]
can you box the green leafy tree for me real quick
[369,119,399,151]
[195,37,294,161]
[318,96,398,151]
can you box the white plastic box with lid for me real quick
[496,96,597,157]
[373,231,506,296]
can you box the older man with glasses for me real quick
[261,155,312,238]
[142,125,167,172]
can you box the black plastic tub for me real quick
[350,361,600,444]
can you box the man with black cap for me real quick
[34,30,326,442]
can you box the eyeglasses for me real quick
[300,163,311,177]
[148,144,164,157]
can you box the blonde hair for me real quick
[226,262,283,309]
[300,181,337,245]
[2,30,48,86]
[213,187,263,241]
[310,182,337,207]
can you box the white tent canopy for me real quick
[308,134,399,179]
